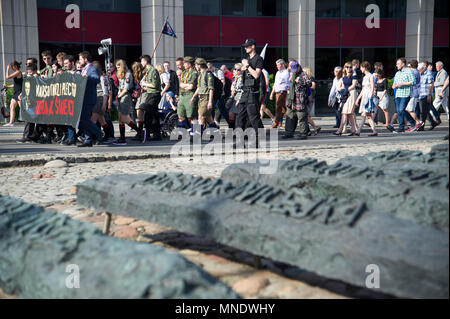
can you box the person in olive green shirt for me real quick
[177,56,198,131]
[139,55,162,142]
[192,58,217,129]
[39,50,53,78]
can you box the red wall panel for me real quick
[316,19,340,47]
[316,18,406,47]
[184,16,220,46]
[184,16,288,47]
[341,19,405,47]
[38,8,82,42]
[221,17,285,47]
[37,8,141,45]
[84,11,141,44]
[433,19,449,47]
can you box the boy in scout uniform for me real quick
[177,56,198,132]
[139,54,162,142]
[192,58,218,130]
[39,50,53,78]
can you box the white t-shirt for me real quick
[160,72,170,90]
[262,69,270,93]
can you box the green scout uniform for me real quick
[137,65,161,111]
[39,65,53,78]
[178,68,198,118]
[197,69,214,118]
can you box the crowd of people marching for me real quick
[327,58,449,136]
[1,41,449,146]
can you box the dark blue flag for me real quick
[162,20,177,38]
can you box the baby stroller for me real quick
[158,92,178,138]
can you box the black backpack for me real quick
[223,76,232,98]
[204,71,223,101]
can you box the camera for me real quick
[98,38,112,75]
[101,38,112,46]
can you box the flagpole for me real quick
[151,16,169,60]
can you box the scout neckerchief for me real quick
[182,68,192,83]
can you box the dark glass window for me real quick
[222,0,244,16]
[257,0,277,16]
[316,0,340,18]
[433,48,450,73]
[341,48,363,64]
[184,0,220,16]
[184,46,243,63]
[435,0,450,18]
[315,48,341,80]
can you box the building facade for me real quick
[0,0,448,85]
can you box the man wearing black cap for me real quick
[237,39,264,145]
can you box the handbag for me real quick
[131,79,142,99]
[225,96,235,110]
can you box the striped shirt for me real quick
[419,70,434,99]
[394,67,416,98]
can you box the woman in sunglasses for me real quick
[334,62,358,136]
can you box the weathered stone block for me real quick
[77,172,449,299]
[221,147,449,231]
[0,195,239,299]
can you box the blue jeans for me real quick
[79,103,102,143]
[68,126,76,142]
[395,97,415,131]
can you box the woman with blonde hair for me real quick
[113,59,142,145]
[334,62,358,136]
[228,63,244,128]
[303,67,321,135]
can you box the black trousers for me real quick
[22,122,35,140]
[419,97,436,127]
[143,93,162,138]
[235,91,263,132]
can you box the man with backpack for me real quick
[207,63,230,127]
[192,58,219,130]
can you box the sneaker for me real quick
[413,122,424,131]
[3,123,14,127]
[16,138,29,143]
[405,127,412,133]
[112,139,127,146]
